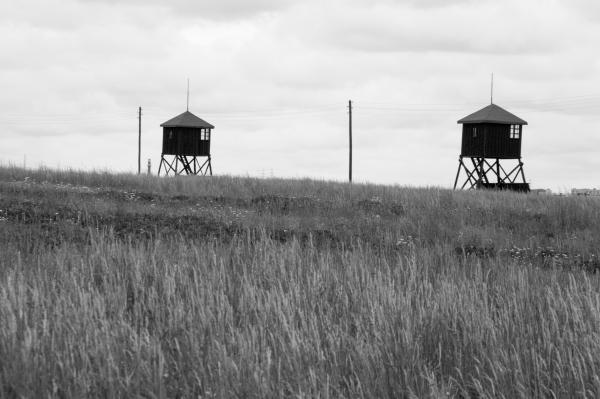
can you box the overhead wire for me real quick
[2,93,599,128]
[358,94,600,112]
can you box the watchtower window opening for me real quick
[201,129,210,141]
[472,127,477,138]
[168,130,173,140]
[510,125,521,139]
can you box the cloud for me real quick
[77,0,295,19]
[567,0,600,21]
[281,0,573,55]
[0,0,599,191]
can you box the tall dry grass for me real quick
[1,166,600,398]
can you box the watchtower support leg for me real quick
[496,159,501,184]
[518,159,526,183]
[453,156,463,189]
[157,155,213,177]
[453,156,529,191]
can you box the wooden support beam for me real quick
[157,155,213,177]
[454,155,528,191]
[453,156,463,189]
[516,163,526,184]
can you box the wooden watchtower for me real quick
[158,110,214,176]
[453,104,529,192]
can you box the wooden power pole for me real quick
[138,106,142,175]
[348,100,353,183]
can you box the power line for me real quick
[2,92,600,126]
[358,94,600,108]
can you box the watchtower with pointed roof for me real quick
[158,110,214,176]
[453,103,530,191]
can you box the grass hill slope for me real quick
[1,166,600,398]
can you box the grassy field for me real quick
[1,166,600,398]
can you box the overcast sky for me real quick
[1,0,599,191]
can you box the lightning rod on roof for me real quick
[187,78,190,111]
[490,73,494,104]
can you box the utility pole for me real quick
[348,100,353,183]
[138,106,142,175]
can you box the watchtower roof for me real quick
[160,110,214,128]
[457,104,527,125]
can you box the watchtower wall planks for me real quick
[460,123,522,159]
[162,127,211,157]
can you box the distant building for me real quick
[158,110,214,176]
[453,103,530,192]
[572,188,600,196]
